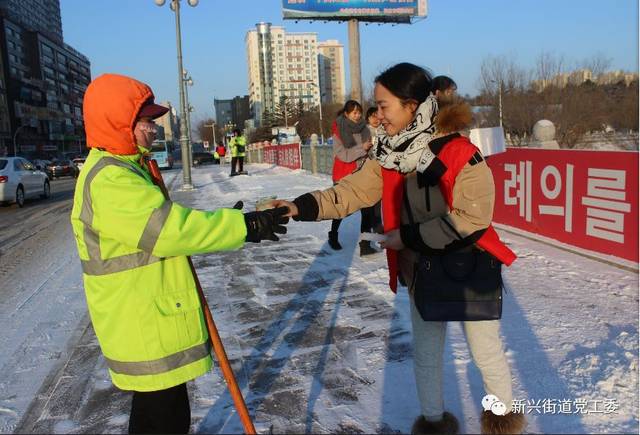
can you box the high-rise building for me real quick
[231,95,251,130]
[318,40,346,105]
[0,0,62,43]
[246,22,320,126]
[214,98,233,127]
[154,101,179,143]
[0,0,90,157]
[215,96,251,133]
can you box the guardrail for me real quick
[247,141,639,263]
[246,140,334,174]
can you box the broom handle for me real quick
[145,158,256,434]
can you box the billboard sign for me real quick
[282,0,427,23]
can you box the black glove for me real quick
[244,206,290,243]
[233,201,244,210]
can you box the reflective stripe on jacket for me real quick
[70,148,246,391]
[229,136,246,157]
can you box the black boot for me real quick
[359,240,377,256]
[412,412,459,434]
[328,231,342,250]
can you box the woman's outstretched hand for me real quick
[263,199,298,218]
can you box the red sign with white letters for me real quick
[486,148,639,262]
[262,143,302,170]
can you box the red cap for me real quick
[137,99,169,120]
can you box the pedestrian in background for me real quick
[358,106,384,255]
[229,129,247,176]
[267,63,524,434]
[432,75,458,105]
[71,73,289,434]
[328,99,371,251]
[215,142,226,165]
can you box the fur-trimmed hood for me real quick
[435,101,473,134]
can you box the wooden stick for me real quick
[145,158,256,434]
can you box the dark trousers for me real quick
[360,202,382,233]
[128,383,190,434]
[231,156,244,174]
[331,202,381,236]
[330,218,341,233]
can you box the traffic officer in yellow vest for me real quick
[229,128,247,176]
[71,73,289,434]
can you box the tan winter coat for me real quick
[309,105,495,291]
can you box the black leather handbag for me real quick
[403,191,503,322]
[412,248,503,321]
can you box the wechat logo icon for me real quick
[482,394,507,416]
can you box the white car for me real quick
[72,157,86,171]
[0,157,51,207]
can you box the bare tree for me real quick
[578,52,613,79]
[195,118,225,146]
[477,54,533,142]
[534,51,566,89]
[478,54,529,96]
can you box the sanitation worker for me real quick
[70,73,289,434]
[228,129,247,176]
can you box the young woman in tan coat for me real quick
[269,63,525,434]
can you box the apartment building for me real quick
[246,22,321,126]
[0,0,90,157]
[318,39,346,105]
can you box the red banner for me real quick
[262,143,302,170]
[486,148,638,262]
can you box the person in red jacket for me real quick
[215,143,226,164]
[328,100,371,250]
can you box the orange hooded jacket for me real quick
[83,73,155,155]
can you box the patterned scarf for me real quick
[373,95,438,173]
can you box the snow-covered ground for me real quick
[2,163,638,434]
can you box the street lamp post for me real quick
[308,83,324,144]
[154,0,197,190]
[498,80,503,128]
[204,122,216,146]
[283,95,288,128]
[183,70,194,168]
[491,79,503,127]
[13,124,27,156]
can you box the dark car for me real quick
[192,152,216,166]
[47,159,78,178]
[32,159,53,180]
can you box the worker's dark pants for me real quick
[128,383,190,434]
[231,156,244,174]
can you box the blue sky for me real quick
[60,0,638,122]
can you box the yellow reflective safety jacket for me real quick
[70,148,246,391]
[229,135,246,157]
